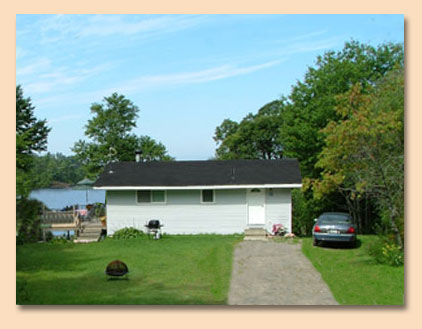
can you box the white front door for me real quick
[247,189,265,226]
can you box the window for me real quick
[201,189,214,203]
[137,190,166,203]
[152,190,165,203]
[137,191,150,203]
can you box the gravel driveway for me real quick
[228,240,338,305]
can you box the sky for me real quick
[16,14,404,160]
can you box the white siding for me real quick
[106,189,247,235]
[265,189,292,233]
[105,188,292,235]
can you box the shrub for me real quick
[16,198,45,244]
[112,227,144,240]
[94,203,106,217]
[367,235,404,266]
[292,189,325,236]
[42,231,54,242]
[49,236,73,244]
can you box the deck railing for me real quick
[41,210,76,224]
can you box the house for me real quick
[93,159,302,235]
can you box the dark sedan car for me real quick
[312,212,356,247]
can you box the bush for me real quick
[367,235,404,266]
[48,236,73,244]
[16,198,45,244]
[45,231,54,242]
[112,227,144,240]
[292,189,326,236]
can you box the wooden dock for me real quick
[40,207,105,243]
[40,208,82,241]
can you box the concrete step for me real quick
[244,236,268,241]
[244,228,267,236]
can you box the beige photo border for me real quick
[3,2,419,328]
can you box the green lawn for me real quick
[16,234,242,305]
[302,236,404,305]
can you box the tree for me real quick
[312,68,404,247]
[72,93,173,177]
[137,136,174,162]
[16,85,51,197]
[214,100,285,159]
[211,41,404,236]
[30,153,87,188]
[280,41,404,179]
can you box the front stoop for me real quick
[244,227,268,241]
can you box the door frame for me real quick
[246,188,266,227]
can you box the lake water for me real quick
[29,188,106,237]
[29,188,106,210]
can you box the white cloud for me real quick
[25,81,56,94]
[114,60,282,94]
[20,62,114,94]
[37,14,206,43]
[81,15,204,37]
[282,37,341,54]
[16,58,51,76]
[283,30,329,43]
[35,60,283,108]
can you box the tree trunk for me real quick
[389,205,403,249]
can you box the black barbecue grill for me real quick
[145,219,164,239]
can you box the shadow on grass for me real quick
[316,238,362,250]
[17,270,224,305]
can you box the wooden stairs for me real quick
[74,222,103,243]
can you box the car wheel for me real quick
[313,237,319,247]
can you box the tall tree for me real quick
[312,68,404,246]
[72,93,173,177]
[16,85,50,197]
[280,41,404,179]
[214,100,285,159]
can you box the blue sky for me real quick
[16,14,404,160]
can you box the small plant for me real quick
[112,227,144,240]
[381,243,404,266]
[94,203,106,217]
[48,235,73,244]
[272,224,287,236]
[367,235,404,266]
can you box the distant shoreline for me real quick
[37,182,95,190]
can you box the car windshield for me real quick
[319,214,352,225]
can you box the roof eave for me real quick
[93,183,302,190]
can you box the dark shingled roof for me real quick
[94,159,302,188]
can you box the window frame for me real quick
[136,190,167,204]
[200,189,215,204]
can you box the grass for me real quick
[16,234,242,305]
[301,235,404,305]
